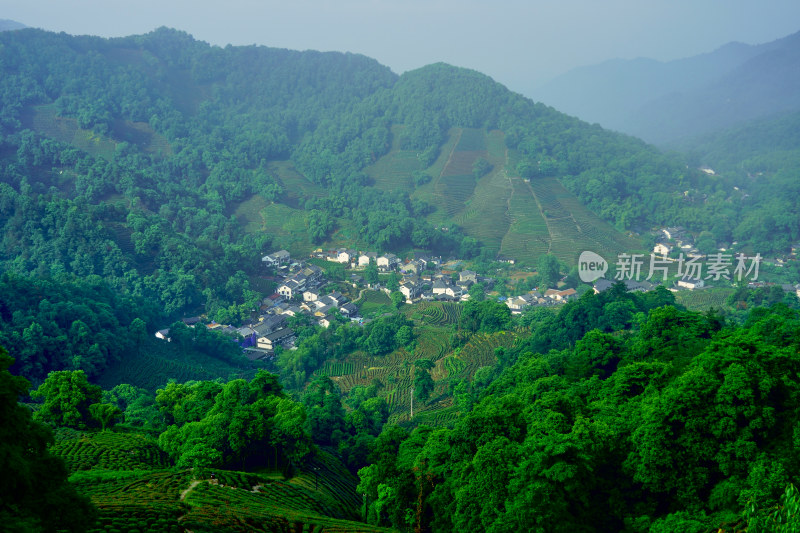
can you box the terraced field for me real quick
[364,149,420,192]
[234,194,269,232]
[268,160,328,208]
[455,128,487,151]
[52,432,169,472]
[97,340,256,392]
[456,134,511,251]
[309,308,516,425]
[355,290,393,318]
[83,471,190,533]
[182,480,389,533]
[408,301,463,327]
[674,287,736,312]
[435,173,477,217]
[251,127,643,268]
[457,178,511,251]
[486,130,505,161]
[61,424,383,533]
[429,128,488,218]
[259,203,317,254]
[533,178,642,264]
[451,331,517,380]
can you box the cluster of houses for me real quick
[653,226,701,258]
[309,248,491,304]
[503,287,578,314]
[390,268,484,303]
[309,248,402,272]
[654,226,796,273]
[503,277,665,315]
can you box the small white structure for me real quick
[377,253,399,270]
[677,277,705,290]
[262,250,291,266]
[358,252,378,267]
[653,243,672,256]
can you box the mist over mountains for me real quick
[530,30,800,145]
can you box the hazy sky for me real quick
[4,0,800,92]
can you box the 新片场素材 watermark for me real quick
[578,251,762,283]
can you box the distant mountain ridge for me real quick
[0,19,26,32]
[530,30,800,145]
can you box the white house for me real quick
[445,285,462,299]
[257,328,295,351]
[506,296,533,313]
[552,288,577,301]
[432,279,450,296]
[399,281,421,301]
[653,243,672,256]
[337,249,356,264]
[662,227,684,241]
[358,252,378,267]
[262,249,290,266]
[677,277,705,290]
[277,279,304,299]
[459,270,477,283]
[377,253,399,270]
[400,261,420,275]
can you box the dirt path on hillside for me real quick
[524,179,555,254]
[180,479,201,501]
[178,476,202,533]
[352,287,368,304]
[434,128,463,192]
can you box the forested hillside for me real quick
[0,33,732,276]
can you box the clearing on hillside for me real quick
[21,104,171,159]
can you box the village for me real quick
[155,228,800,362]
[203,248,658,361]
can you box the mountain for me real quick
[1,25,793,330]
[0,27,672,273]
[530,30,800,145]
[0,19,26,32]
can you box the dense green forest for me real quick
[353,291,800,532]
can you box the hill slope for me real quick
[1,26,770,326]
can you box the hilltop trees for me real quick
[413,359,435,404]
[158,370,314,471]
[461,299,511,333]
[31,369,102,429]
